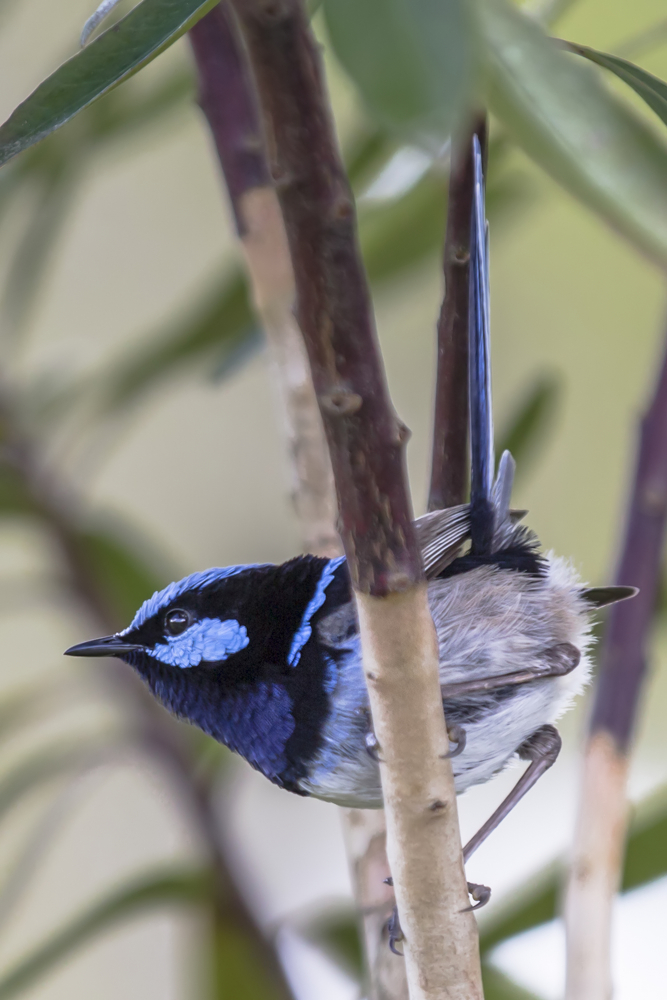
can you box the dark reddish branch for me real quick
[230,0,420,595]
[0,398,295,1000]
[428,115,487,512]
[189,2,270,232]
[590,322,667,750]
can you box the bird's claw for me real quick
[386,905,404,956]
[365,730,383,762]
[443,723,467,759]
[464,880,491,911]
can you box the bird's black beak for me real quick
[64,635,142,658]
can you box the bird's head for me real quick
[64,556,350,791]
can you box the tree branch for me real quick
[190,7,401,996]
[229,2,483,996]
[564,310,667,1000]
[0,385,295,1000]
[428,116,486,512]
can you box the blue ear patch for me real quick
[287,556,346,667]
[149,618,249,668]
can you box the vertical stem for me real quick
[190,6,398,996]
[429,116,486,512]
[565,312,667,1000]
[230,2,483,997]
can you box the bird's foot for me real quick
[465,880,491,911]
[365,730,382,762]
[442,723,467,759]
[386,904,404,956]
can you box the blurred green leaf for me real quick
[0,0,216,167]
[0,867,208,999]
[101,274,253,412]
[298,907,364,982]
[2,168,78,333]
[478,0,667,265]
[496,374,561,478]
[324,0,474,140]
[0,466,36,517]
[479,784,667,954]
[75,526,166,626]
[212,920,288,1000]
[482,964,542,1000]
[565,43,667,127]
[0,739,109,828]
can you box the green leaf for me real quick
[482,963,542,1000]
[0,740,109,828]
[0,0,217,167]
[0,868,208,999]
[496,374,561,478]
[298,907,364,982]
[479,784,667,954]
[100,273,254,412]
[478,0,667,266]
[324,0,474,139]
[565,43,667,128]
[75,524,167,626]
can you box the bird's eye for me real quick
[165,609,190,636]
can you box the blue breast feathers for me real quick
[149,617,249,668]
[287,556,346,667]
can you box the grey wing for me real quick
[414,505,471,578]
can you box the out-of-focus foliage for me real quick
[0,0,215,166]
[567,43,667,127]
[0,867,209,999]
[478,0,667,266]
[323,0,473,138]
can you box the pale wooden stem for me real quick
[189,7,397,990]
[565,312,667,998]
[342,809,408,1000]
[564,732,629,1000]
[357,589,482,1000]
[238,184,402,996]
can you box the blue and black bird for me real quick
[65,138,633,864]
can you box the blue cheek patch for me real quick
[150,618,249,668]
[287,556,346,667]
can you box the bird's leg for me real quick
[383,874,488,953]
[440,642,580,701]
[462,724,562,863]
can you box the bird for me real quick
[65,136,634,889]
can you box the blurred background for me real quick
[0,0,666,998]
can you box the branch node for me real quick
[319,389,363,416]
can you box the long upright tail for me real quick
[468,135,514,554]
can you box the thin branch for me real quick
[565,310,667,1000]
[230,2,483,996]
[189,8,398,996]
[428,115,486,512]
[0,385,295,1000]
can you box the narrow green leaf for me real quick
[0,0,217,167]
[75,525,167,625]
[0,868,208,999]
[0,740,109,827]
[565,43,667,127]
[478,0,667,265]
[621,787,667,892]
[100,274,253,412]
[482,963,542,1000]
[298,907,364,982]
[478,864,559,955]
[496,374,561,477]
[479,785,667,953]
[324,0,474,139]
